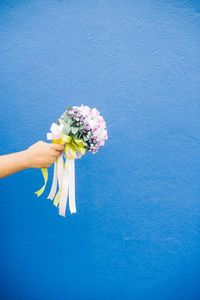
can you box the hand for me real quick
[25,141,64,168]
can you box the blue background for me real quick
[0,0,200,299]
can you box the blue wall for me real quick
[0,1,200,299]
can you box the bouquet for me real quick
[35,105,108,216]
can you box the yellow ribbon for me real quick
[35,168,48,197]
[53,134,86,159]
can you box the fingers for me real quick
[51,143,65,151]
[50,151,63,166]
[51,153,61,160]
[44,163,53,168]
[45,156,57,167]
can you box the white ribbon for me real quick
[67,158,76,214]
[46,123,77,216]
[58,158,76,216]
[47,162,57,200]
[59,159,69,216]
[57,155,64,190]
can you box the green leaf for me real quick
[63,123,70,135]
[68,119,73,126]
[79,125,85,131]
[71,127,79,135]
[83,135,88,141]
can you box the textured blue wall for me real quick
[0,1,200,299]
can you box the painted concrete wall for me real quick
[0,1,200,299]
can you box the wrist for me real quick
[22,149,31,169]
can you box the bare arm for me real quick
[0,141,64,179]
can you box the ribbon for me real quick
[35,168,48,197]
[52,155,64,207]
[47,162,57,200]
[68,158,76,213]
[59,157,76,216]
[49,155,76,216]
[59,158,69,216]
[35,123,83,216]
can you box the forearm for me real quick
[0,150,29,179]
[0,141,64,179]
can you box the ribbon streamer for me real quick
[35,168,48,197]
[68,158,76,214]
[36,123,79,216]
[58,157,76,216]
[59,159,69,216]
[47,162,57,200]
[35,155,76,216]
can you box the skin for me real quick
[0,141,64,179]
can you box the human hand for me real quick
[25,141,64,168]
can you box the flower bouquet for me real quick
[35,105,108,216]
